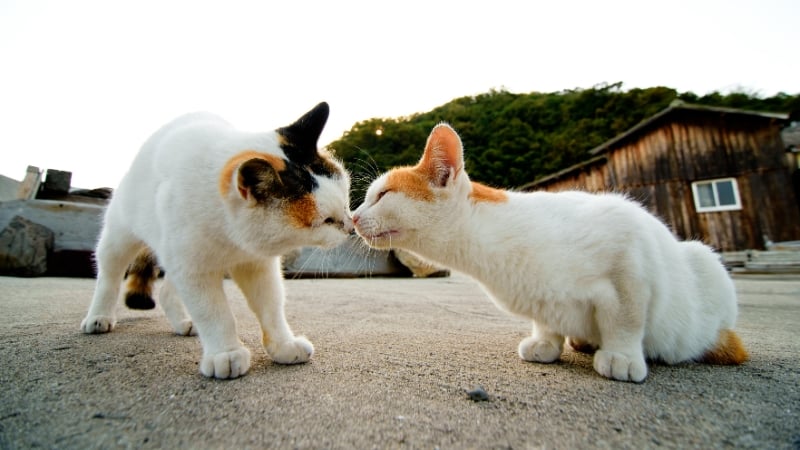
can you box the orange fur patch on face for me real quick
[469,182,508,204]
[285,193,318,228]
[219,150,287,196]
[700,329,749,365]
[384,168,435,202]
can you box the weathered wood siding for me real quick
[532,110,800,251]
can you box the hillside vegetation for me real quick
[328,82,800,204]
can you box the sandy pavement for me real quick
[0,273,798,449]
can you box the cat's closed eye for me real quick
[376,189,391,202]
[323,217,337,225]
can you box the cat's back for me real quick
[510,190,659,234]
[113,112,247,229]
[120,112,255,194]
[138,112,235,170]
[498,189,681,272]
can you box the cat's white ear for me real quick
[419,123,463,187]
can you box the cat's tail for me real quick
[698,329,749,365]
[124,248,159,310]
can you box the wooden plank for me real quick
[16,166,42,200]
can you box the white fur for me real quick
[81,111,352,379]
[353,125,738,382]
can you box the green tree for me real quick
[328,84,800,205]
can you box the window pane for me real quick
[716,180,736,206]
[696,183,716,207]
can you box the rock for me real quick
[0,215,54,276]
[466,386,489,402]
[42,169,72,195]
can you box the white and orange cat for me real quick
[81,102,353,379]
[353,124,747,382]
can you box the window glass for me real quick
[696,183,715,208]
[716,180,736,206]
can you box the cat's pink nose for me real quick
[352,214,360,225]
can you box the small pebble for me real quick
[466,386,489,402]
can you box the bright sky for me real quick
[1,0,798,189]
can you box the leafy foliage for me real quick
[328,82,800,205]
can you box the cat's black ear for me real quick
[420,123,464,187]
[236,158,286,204]
[277,102,329,162]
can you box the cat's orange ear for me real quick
[419,123,463,187]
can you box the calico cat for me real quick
[81,102,353,379]
[352,123,747,382]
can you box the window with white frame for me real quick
[691,178,742,213]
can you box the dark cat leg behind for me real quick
[124,248,159,310]
[567,336,598,354]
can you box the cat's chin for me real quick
[357,229,401,249]
[316,233,350,250]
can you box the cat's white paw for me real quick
[518,337,562,363]
[173,319,197,336]
[81,316,115,334]
[593,350,648,382]
[267,336,314,364]
[200,347,251,379]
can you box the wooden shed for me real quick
[521,101,800,251]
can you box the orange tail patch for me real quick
[699,329,749,365]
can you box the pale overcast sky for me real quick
[1,0,798,188]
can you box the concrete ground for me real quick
[0,273,798,449]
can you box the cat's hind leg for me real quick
[123,248,158,310]
[158,276,196,336]
[518,321,564,363]
[231,258,313,365]
[567,336,598,354]
[81,225,143,334]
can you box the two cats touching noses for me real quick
[81,102,748,383]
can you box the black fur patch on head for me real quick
[277,102,340,178]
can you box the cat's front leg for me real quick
[592,288,648,382]
[231,259,313,365]
[518,321,563,363]
[171,272,251,379]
